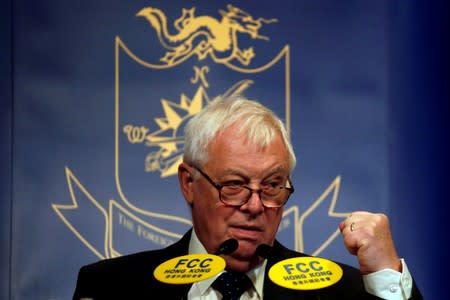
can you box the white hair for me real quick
[183,95,297,172]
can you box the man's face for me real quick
[179,125,290,272]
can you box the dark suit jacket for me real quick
[73,230,422,299]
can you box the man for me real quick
[73,96,422,299]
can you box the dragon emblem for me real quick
[137,4,277,66]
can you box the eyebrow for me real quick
[220,165,289,180]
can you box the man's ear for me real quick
[178,162,194,206]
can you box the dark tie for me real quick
[212,271,253,300]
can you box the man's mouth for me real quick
[231,225,263,240]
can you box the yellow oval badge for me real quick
[268,257,343,290]
[154,254,226,284]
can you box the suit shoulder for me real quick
[79,231,191,274]
[73,231,193,299]
[79,249,160,275]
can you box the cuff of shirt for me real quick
[362,259,413,300]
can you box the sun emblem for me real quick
[123,86,210,178]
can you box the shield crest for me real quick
[113,5,291,254]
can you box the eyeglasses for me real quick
[192,166,294,208]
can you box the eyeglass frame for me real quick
[192,165,294,208]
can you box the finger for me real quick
[340,221,356,235]
[340,212,361,234]
[341,228,359,255]
[343,211,375,231]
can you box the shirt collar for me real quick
[189,229,267,298]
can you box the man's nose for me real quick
[240,191,264,214]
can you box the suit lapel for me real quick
[149,230,193,299]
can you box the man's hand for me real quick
[339,211,402,275]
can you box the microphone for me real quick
[215,238,239,255]
[256,244,272,258]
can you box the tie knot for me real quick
[212,271,253,300]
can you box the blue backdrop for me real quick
[1,1,448,299]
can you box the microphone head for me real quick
[256,244,272,258]
[215,238,239,255]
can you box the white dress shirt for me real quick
[187,230,413,300]
[187,230,264,300]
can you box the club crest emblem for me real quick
[52,5,350,259]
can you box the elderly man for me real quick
[73,96,422,299]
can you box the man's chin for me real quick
[223,252,262,272]
[234,240,259,258]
